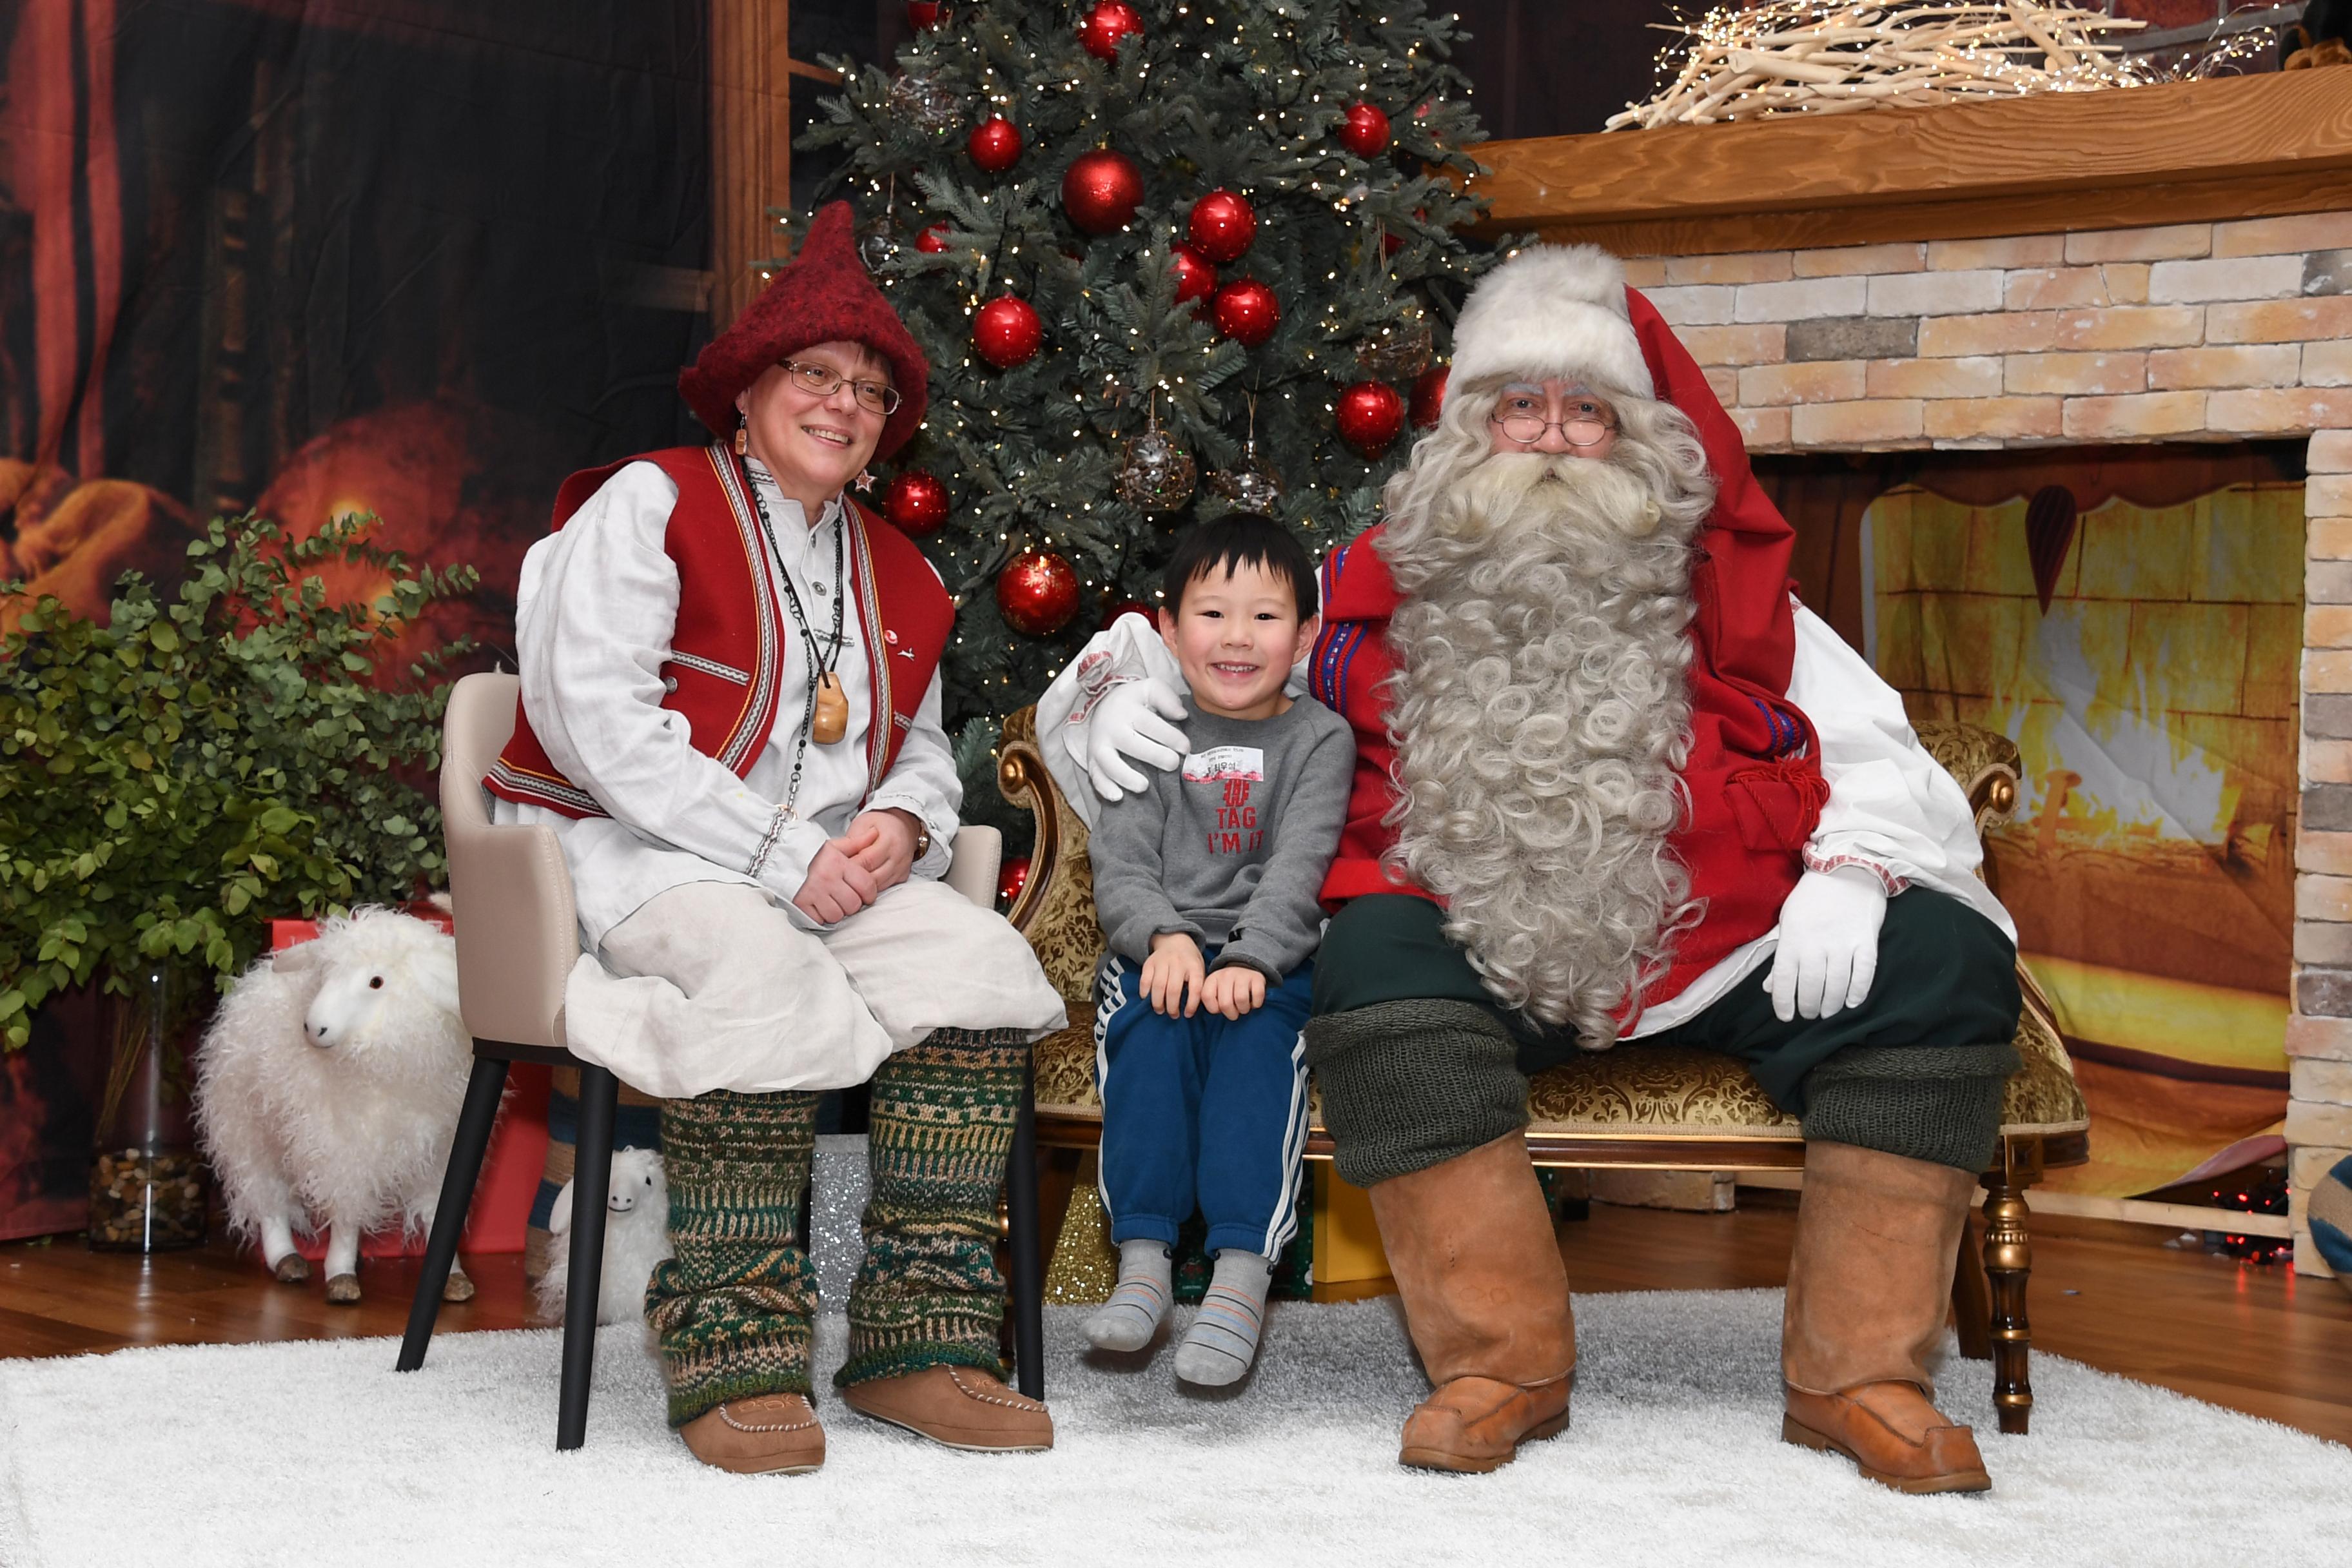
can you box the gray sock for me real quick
[1173,1250,1272,1387]
[1084,1239,1173,1353]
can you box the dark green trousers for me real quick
[1309,890,2023,1177]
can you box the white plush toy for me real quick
[195,907,477,1304]
[536,1147,671,1326]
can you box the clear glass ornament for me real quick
[1117,400,1197,514]
[1356,304,1435,380]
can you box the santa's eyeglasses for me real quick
[778,358,901,417]
[1490,393,1617,449]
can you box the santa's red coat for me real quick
[1307,288,1830,1021]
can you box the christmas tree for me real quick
[790,0,1505,819]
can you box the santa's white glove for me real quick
[1765,866,1888,1023]
[1086,676,1190,801]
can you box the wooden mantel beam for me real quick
[1470,68,2352,257]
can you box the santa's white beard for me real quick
[1378,449,1703,1045]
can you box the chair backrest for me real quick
[441,672,577,1049]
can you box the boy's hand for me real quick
[1141,932,1206,1017]
[1199,965,1265,1020]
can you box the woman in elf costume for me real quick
[488,202,1067,1475]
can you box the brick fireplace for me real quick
[1474,69,2352,1273]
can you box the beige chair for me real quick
[397,671,1041,1449]
[994,706,2090,1435]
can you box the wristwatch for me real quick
[909,818,933,861]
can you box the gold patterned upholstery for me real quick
[999,703,2086,1142]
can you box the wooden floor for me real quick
[6,1193,2350,1447]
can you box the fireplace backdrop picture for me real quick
[1767,447,2305,1197]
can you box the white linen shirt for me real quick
[493,458,959,950]
[1035,600,2016,1039]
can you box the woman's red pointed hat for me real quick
[677,201,930,459]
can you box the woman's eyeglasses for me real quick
[1490,393,1616,449]
[780,358,901,416]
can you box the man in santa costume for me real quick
[487,202,1067,1474]
[1043,244,2023,1493]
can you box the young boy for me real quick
[1083,513,1353,1386]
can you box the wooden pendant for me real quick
[812,671,848,745]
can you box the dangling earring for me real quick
[854,468,876,493]
[733,414,749,456]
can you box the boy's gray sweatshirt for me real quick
[1090,696,1355,980]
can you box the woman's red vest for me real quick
[485,444,954,818]
[1307,289,1830,1021]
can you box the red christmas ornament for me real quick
[1170,244,1217,305]
[1077,1,1144,60]
[997,549,1080,636]
[915,222,953,253]
[906,2,943,30]
[1336,380,1407,456]
[972,295,1043,368]
[1186,189,1257,264]
[1211,278,1280,348]
[968,116,1023,173]
[997,854,1032,907]
[1409,363,1449,429]
[1338,102,1391,158]
[1062,148,1144,235]
[883,470,952,535]
[1101,598,1152,630]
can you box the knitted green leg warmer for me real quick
[836,1027,1029,1389]
[1799,1042,2022,1174]
[645,1087,818,1427]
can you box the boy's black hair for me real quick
[1160,512,1317,621]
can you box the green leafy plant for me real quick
[0,513,477,1049]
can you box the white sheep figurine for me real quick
[536,1147,671,1326]
[195,906,478,1304]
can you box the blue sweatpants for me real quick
[1093,949,1313,1258]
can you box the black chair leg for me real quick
[1008,1057,1044,1402]
[397,1054,510,1373]
[556,1063,621,1451]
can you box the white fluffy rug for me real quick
[0,1290,2340,1568]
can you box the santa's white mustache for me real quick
[1445,447,1667,539]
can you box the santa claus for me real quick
[1041,244,2023,1493]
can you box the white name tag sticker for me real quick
[1182,746,1264,783]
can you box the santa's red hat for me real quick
[677,201,930,459]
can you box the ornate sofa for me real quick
[995,707,2088,1434]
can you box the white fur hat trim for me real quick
[1447,242,1653,400]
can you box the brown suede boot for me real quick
[1780,1140,1990,1495]
[1367,1132,1576,1474]
[840,1366,1054,1453]
[677,1393,826,1475]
